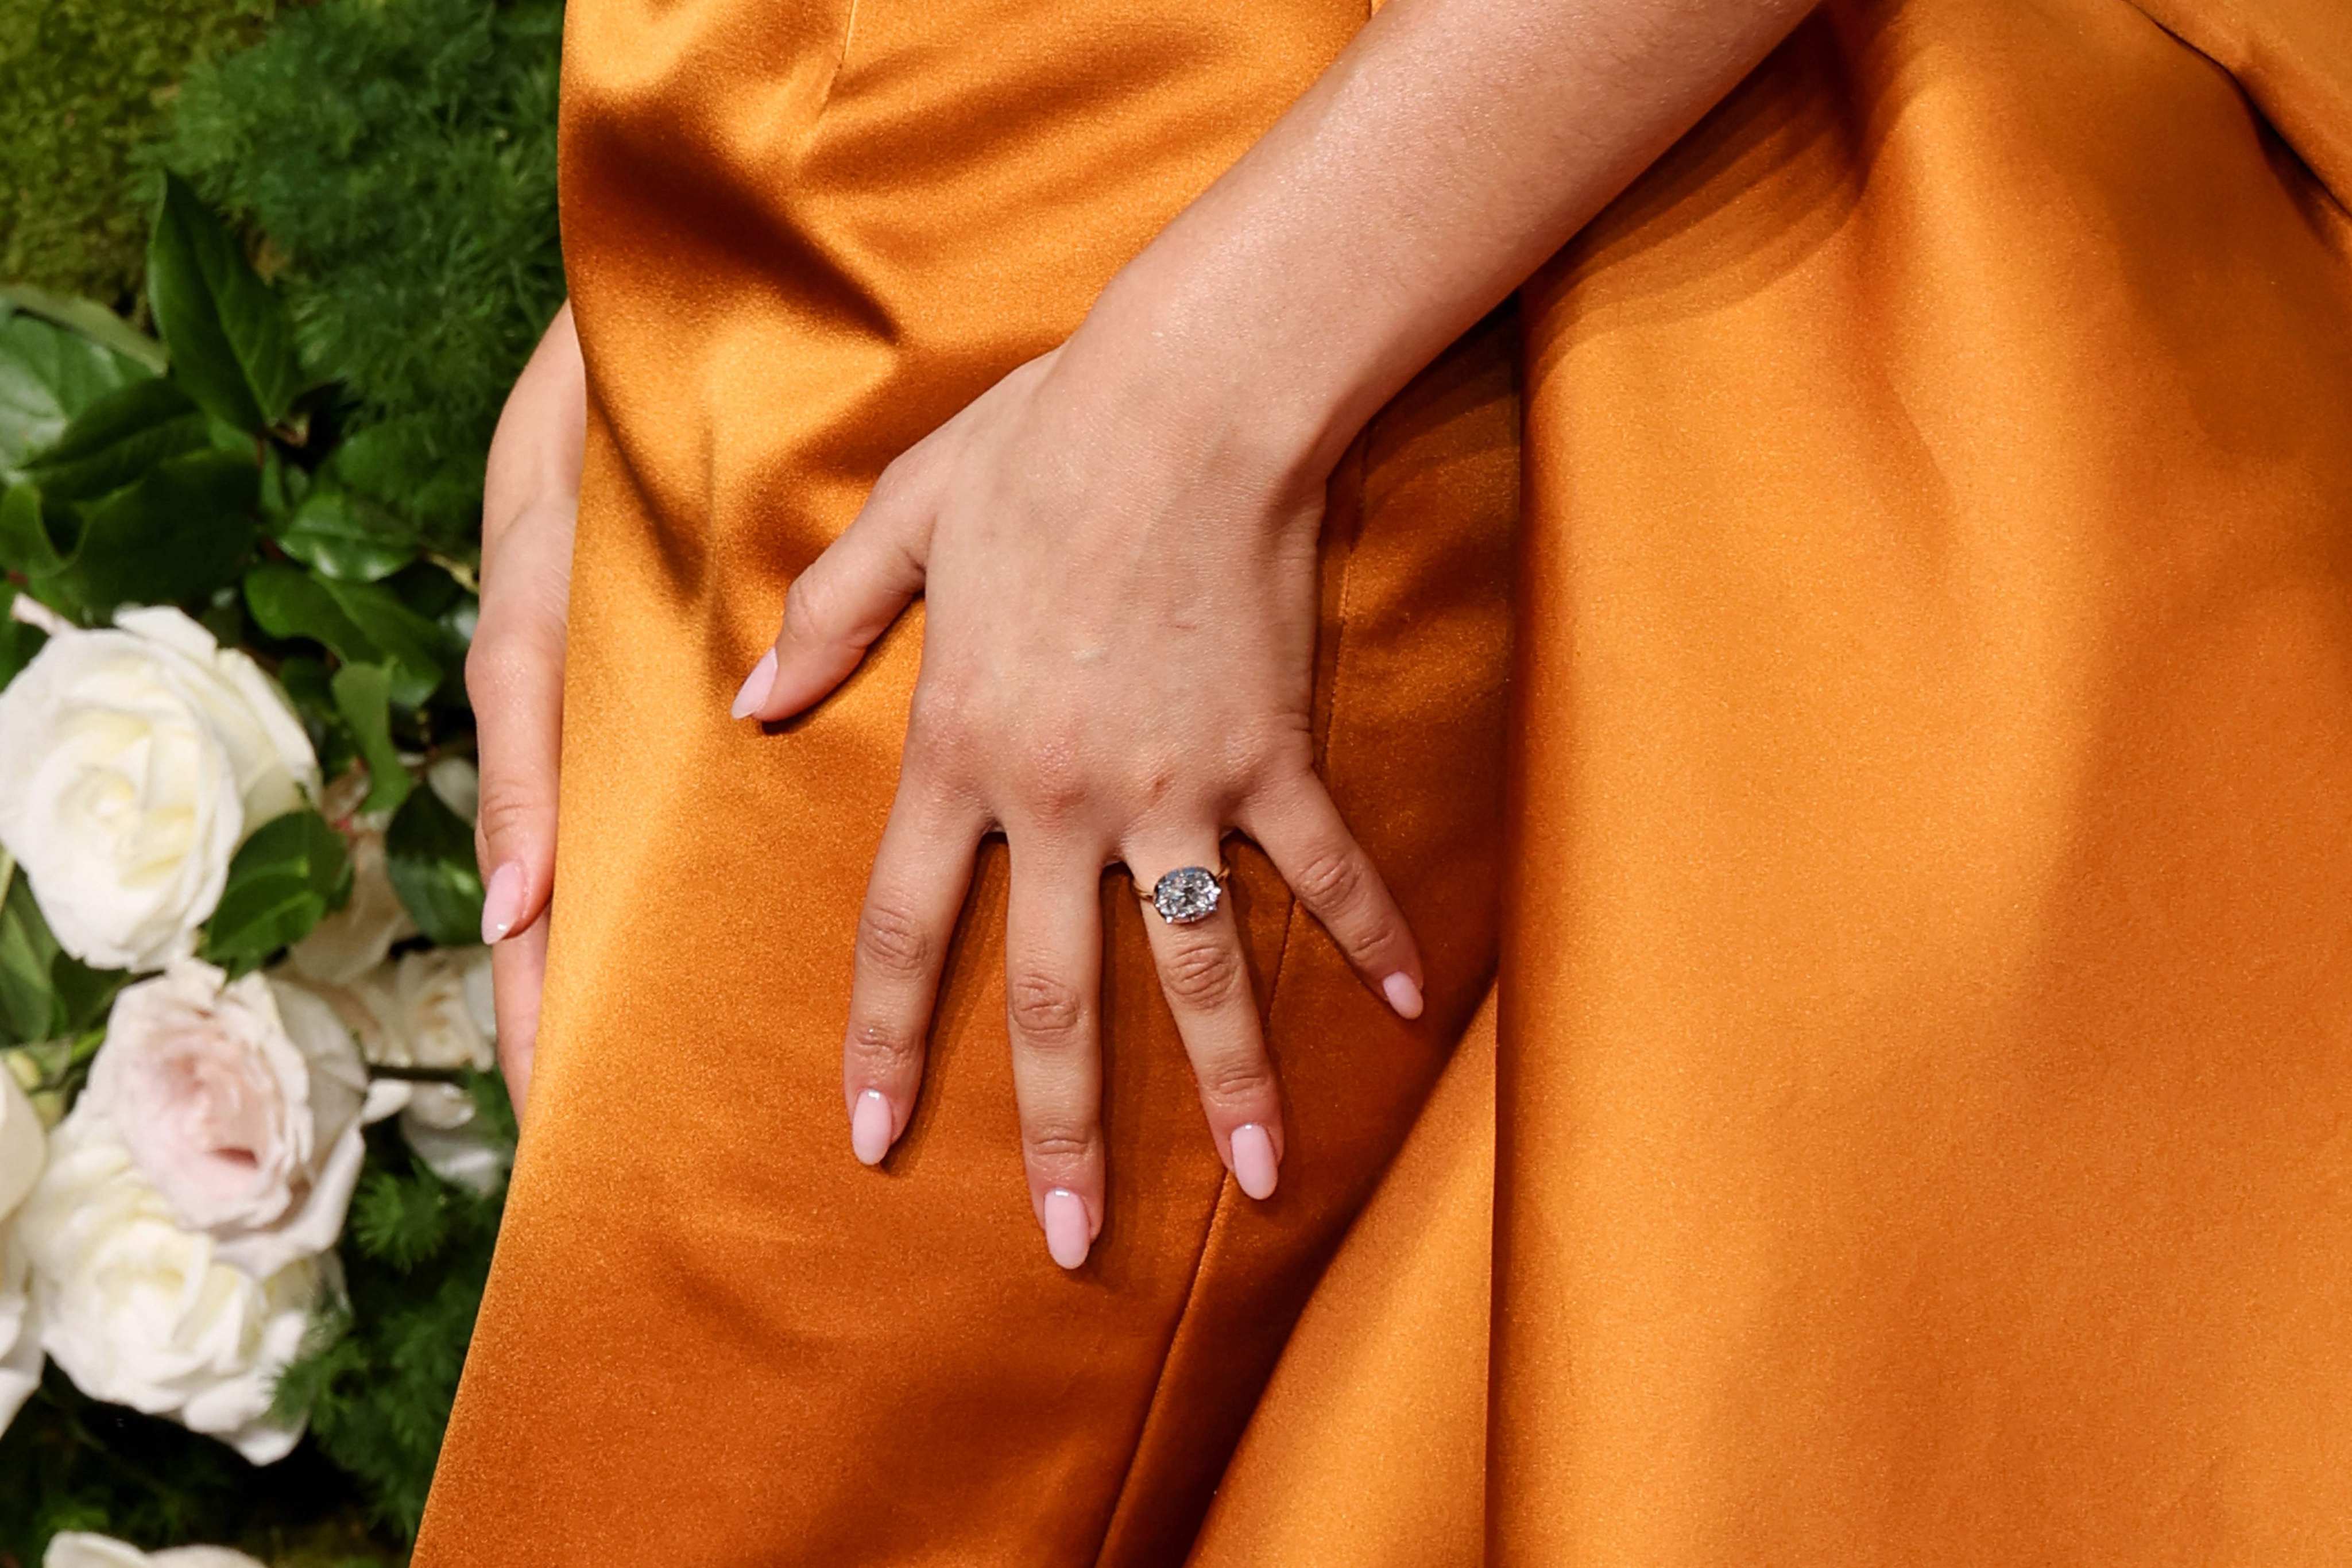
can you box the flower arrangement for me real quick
[0,171,512,1565]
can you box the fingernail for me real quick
[481,862,525,943]
[850,1089,892,1167]
[730,649,777,720]
[1230,1123,1280,1201]
[1382,971,1424,1020]
[1043,1188,1092,1270]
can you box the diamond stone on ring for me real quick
[1146,865,1225,925]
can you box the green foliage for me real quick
[161,0,566,555]
[245,563,460,710]
[199,810,355,971]
[148,171,310,434]
[0,862,122,1050]
[333,664,417,816]
[271,1113,510,1542]
[6,190,479,936]
[0,1365,400,1568]
[0,0,285,306]
[0,307,151,479]
[0,8,537,1555]
[384,785,485,946]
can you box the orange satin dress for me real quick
[415,0,2352,1563]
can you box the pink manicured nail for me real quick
[1382,971,1424,1020]
[1043,1188,1091,1270]
[850,1089,892,1167]
[1230,1123,1279,1201]
[481,862,524,943]
[730,649,777,719]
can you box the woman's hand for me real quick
[733,336,1426,1269]
[468,303,585,1118]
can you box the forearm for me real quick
[1074,0,1813,481]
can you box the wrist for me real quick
[1060,254,1370,501]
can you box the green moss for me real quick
[0,0,284,305]
[160,0,566,551]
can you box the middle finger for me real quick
[1004,831,1109,1270]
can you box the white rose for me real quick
[385,946,505,1191]
[81,961,368,1277]
[387,946,497,1086]
[19,1109,332,1465]
[288,947,505,1193]
[0,607,319,971]
[44,1534,266,1568]
[1,1068,45,1437]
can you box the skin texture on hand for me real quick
[469,303,583,1118]
[733,349,1430,1265]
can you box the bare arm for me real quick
[1084,0,1812,483]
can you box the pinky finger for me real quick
[1237,775,1426,1020]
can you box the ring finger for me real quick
[1126,834,1283,1202]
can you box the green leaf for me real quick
[326,417,482,552]
[0,584,45,688]
[199,810,353,970]
[0,869,60,1047]
[2,443,259,625]
[23,376,212,502]
[276,484,418,582]
[274,653,357,781]
[65,450,259,621]
[246,559,372,660]
[0,284,169,375]
[0,482,68,585]
[0,310,149,479]
[331,663,414,816]
[146,172,303,433]
[243,562,451,707]
[384,785,481,946]
[49,948,124,1037]
[258,442,309,526]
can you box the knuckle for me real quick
[463,630,549,709]
[1021,1124,1097,1167]
[904,687,981,780]
[1160,936,1243,1009]
[1194,1052,1275,1106]
[1289,841,1368,915]
[1016,750,1090,827]
[856,901,931,979]
[868,456,920,514]
[845,1013,922,1074]
[473,783,546,853]
[1007,970,1088,1047]
[779,575,828,649]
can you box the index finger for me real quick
[841,764,987,1166]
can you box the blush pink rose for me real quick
[80,961,368,1276]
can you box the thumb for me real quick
[734,468,931,724]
